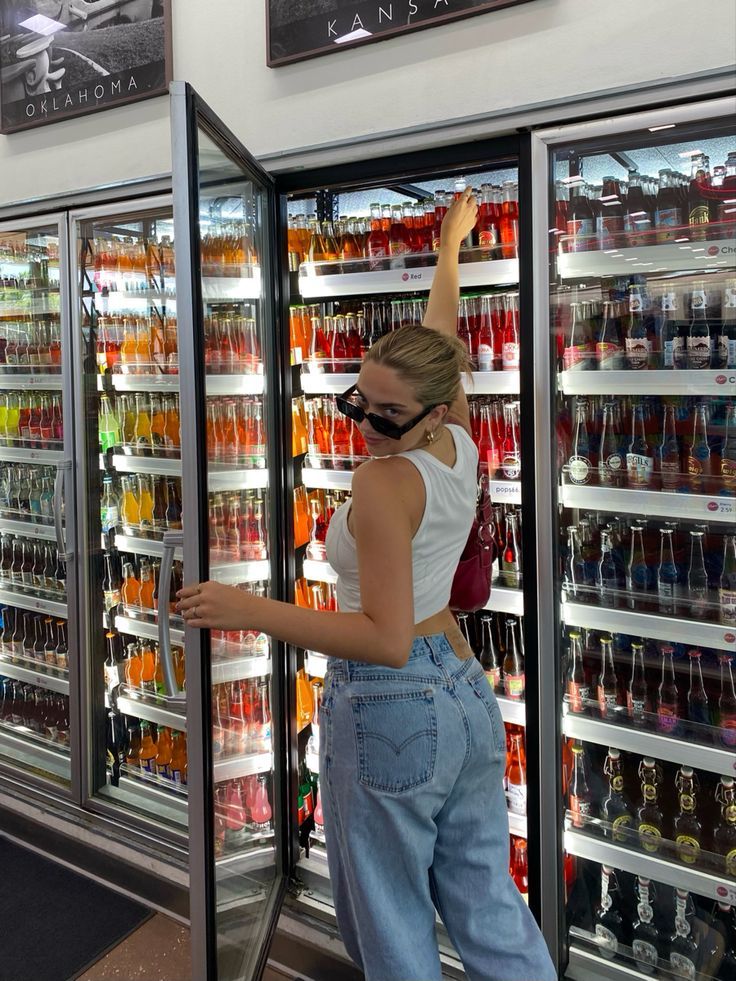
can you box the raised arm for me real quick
[422,188,478,433]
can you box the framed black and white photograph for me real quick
[267,0,533,67]
[0,0,172,133]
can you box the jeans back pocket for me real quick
[350,689,437,794]
[466,669,507,758]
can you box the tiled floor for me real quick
[77,913,191,981]
[76,913,288,981]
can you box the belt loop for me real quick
[424,635,442,666]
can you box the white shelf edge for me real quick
[302,559,337,584]
[560,483,736,523]
[561,600,736,654]
[213,750,272,783]
[0,586,66,618]
[507,811,528,839]
[0,517,57,540]
[113,614,184,648]
[485,583,524,615]
[557,237,736,279]
[302,468,354,491]
[496,693,526,727]
[559,368,736,397]
[305,651,328,678]
[211,654,272,686]
[298,258,519,298]
[564,827,736,904]
[299,370,520,397]
[116,695,186,732]
[0,373,63,390]
[489,480,522,505]
[0,656,69,695]
[562,712,736,777]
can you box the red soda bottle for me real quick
[432,192,449,252]
[477,296,494,372]
[499,182,519,259]
[502,294,520,371]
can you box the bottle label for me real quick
[633,940,658,969]
[477,343,493,371]
[638,823,662,853]
[656,207,682,229]
[563,343,592,371]
[570,795,591,828]
[140,755,156,774]
[663,339,675,368]
[504,673,524,700]
[478,229,497,248]
[687,336,711,369]
[599,453,623,482]
[729,338,736,369]
[719,718,736,747]
[484,668,501,689]
[676,834,700,864]
[568,455,592,485]
[625,337,651,369]
[596,342,623,370]
[595,924,618,957]
[507,781,527,815]
[725,848,736,877]
[597,215,623,248]
[567,218,595,251]
[501,453,520,480]
[627,694,646,721]
[567,682,589,713]
[612,814,633,842]
[101,505,119,532]
[104,662,121,691]
[597,687,619,717]
[719,588,736,628]
[611,775,624,793]
[502,342,520,369]
[656,706,678,732]
[627,453,654,486]
[689,205,710,226]
[670,953,696,980]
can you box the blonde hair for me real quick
[364,325,472,407]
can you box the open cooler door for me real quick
[170,82,287,981]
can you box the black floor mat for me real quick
[0,835,152,981]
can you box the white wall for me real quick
[1,0,735,207]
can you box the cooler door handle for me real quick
[54,461,73,560]
[158,530,185,699]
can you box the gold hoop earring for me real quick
[426,429,435,444]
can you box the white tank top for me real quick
[325,424,478,623]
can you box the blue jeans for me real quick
[319,633,557,981]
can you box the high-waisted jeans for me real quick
[319,633,557,981]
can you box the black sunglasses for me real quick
[335,385,437,441]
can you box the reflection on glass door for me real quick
[0,218,73,789]
[546,112,736,980]
[74,203,189,832]
[170,82,283,981]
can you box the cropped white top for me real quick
[325,424,478,623]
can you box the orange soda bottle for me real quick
[138,722,158,773]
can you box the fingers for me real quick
[177,584,202,599]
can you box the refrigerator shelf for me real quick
[564,827,736,905]
[302,559,337,584]
[305,750,319,774]
[211,559,270,586]
[496,694,526,727]
[566,936,657,981]
[561,600,736,653]
[106,453,269,490]
[116,694,186,731]
[216,844,276,881]
[559,368,736,397]
[211,654,272,686]
[507,811,528,839]
[485,583,524,616]
[302,468,354,491]
[0,447,64,465]
[560,483,736,523]
[304,651,327,678]
[202,270,262,302]
[557,236,736,279]
[205,374,265,396]
[300,370,520,396]
[113,614,185,648]
[213,750,272,783]
[117,771,188,820]
[0,585,66,618]
[0,373,63,390]
[0,298,60,317]
[0,655,69,694]
[562,712,736,777]
[298,257,519,298]
[101,373,266,396]
[0,723,69,780]
[0,517,57,540]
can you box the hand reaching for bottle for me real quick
[440,187,479,250]
[177,580,261,631]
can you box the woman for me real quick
[178,189,556,981]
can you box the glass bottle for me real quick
[632,877,662,974]
[636,758,664,854]
[674,766,702,866]
[594,866,624,959]
[626,641,648,728]
[601,747,634,842]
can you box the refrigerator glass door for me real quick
[545,111,736,980]
[171,83,283,981]
[0,216,76,791]
[72,200,189,833]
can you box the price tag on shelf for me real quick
[705,499,735,518]
[716,883,736,905]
